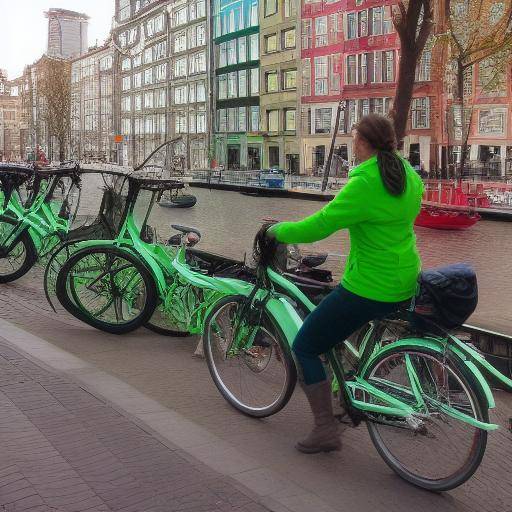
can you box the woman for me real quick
[267,114,424,454]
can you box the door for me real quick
[227,145,241,170]
[247,146,261,170]
[269,146,280,168]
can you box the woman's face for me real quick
[352,129,374,163]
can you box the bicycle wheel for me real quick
[56,247,157,334]
[203,294,297,417]
[145,305,190,337]
[0,216,37,283]
[362,345,488,491]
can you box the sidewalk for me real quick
[0,340,269,512]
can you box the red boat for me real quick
[415,207,480,230]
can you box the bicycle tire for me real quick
[363,344,488,492]
[203,294,297,418]
[56,246,157,334]
[0,215,37,283]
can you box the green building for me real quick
[213,0,262,170]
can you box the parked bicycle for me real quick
[201,225,512,492]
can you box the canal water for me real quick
[77,177,512,334]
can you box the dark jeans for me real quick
[292,285,402,385]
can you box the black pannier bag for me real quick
[413,263,478,329]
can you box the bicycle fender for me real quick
[359,337,496,410]
[264,296,302,348]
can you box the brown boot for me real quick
[296,380,341,454]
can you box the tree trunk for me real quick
[391,47,418,148]
[456,60,468,180]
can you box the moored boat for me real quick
[415,207,480,230]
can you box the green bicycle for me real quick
[201,226,512,491]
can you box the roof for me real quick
[44,8,90,21]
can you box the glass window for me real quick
[347,13,357,39]
[315,17,327,47]
[370,7,383,35]
[174,85,188,104]
[250,106,259,131]
[144,68,154,85]
[412,97,430,129]
[144,91,154,108]
[219,43,227,67]
[228,72,237,98]
[197,82,206,101]
[358,10,368,37]
[265,34,278,53]
[175,32,186,53]
[144,47,153,64]
[121,95,131,112]
[133,72,142,88]
[268,110,279,132]
[176,112,187,133]
[383,6,393,33]
[175,8,187,26]
[189,51,206,74]
[119,0,131,21]
[302,58,311,96]
[315,56,328,94]
[238,70,247,97]
[238,37,247,63]
[218,109,227,132]
[250,68,259,95]
[133,54,142,68]
[284,0,296,18]
[249,34,259,60]
[122,76,131,91]
[228,40,237,65]
[175,57,187,77]
[134,94,142,111]
[283,69,297,90]
[285,109,296,131]
[218,74,228,99]
[228,108,237,132]
[416,50,431,81]
[302,19,312,50]
[121,118,131,135]
[197,112,206,133]
[315,108,332,133]
[374,51,383,82]
[266,71,278,92]
[250,1,258,26]
[122,58,131,71]
[155,88,167,108]
[282,28,296,49]
[383,51,394,82]
[264,0,277,17]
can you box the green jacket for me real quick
[272,155,424,303]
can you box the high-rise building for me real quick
[45,8,89,60]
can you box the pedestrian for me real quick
[266,114,424,454]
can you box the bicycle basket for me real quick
[414,263,478,329]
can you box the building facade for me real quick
[0,74,24,161]
[213,0,261,170]
[45,9,89,60]
[169,0,209,168]
[259,0,300,172]
[70,45,116,163]
[114,0,171,167]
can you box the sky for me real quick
[1,0,114,79]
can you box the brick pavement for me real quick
[0,341,269,512]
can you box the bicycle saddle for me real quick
[171,224,202,238]
[301,253,328,268]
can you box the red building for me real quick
[299,0,441,175]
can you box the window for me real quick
[219,43,227,67]
[119,0,131,21]
[175,7,187,26]
[154,41,167,60]
[282,28,296,49]
[370,7,383,35]
[479,109,505,134]
[238,37,247,63]
[217,109,227,132]
[315,17,327,47]
[358,10,368,37]
[268,110,279,132]
[302,58,311,96]
[197,112,206,133]
[302,20,312,49]
[314,56,328,95]
[250,106,260,131]
[330,54,342,91]
[358,53,367,84]
[174,85,188,104]
[315,108,332,133]
[122,76,131,91]
[265,34,278,53]
[283,69,297,90]
[175,57,187,77]
[383,51,394,82]
[121,58,132,72]
[284,0,296,18]
[155,88,167,108]
[361,98,370,117]
[218,74,228,99]
[189,51,206,74]
[121,95,131,112]
[411,97,430,129]
[121,118,131,135]
[374,51,383,83]
[176,112,187,133]
[383,6,393,33]
[249,34,259,60]
[285,109,296,131]
[266,71,278,92]
[346,55,357,85]
[347,13,357,39]
[145,116,155,135]
[238,70,247,97]
[144,68,154,85]
[175,32,186,53]
[134,94,142,111]
[228,72,237,98]
[133,54,142,68]
[416,50,431,81]
[264,0,277,17]
[144,91,154,108]
[133,72,142,88]
[250,68,259,95]
[147,13,165,37]
[228,108,237,132]
[189,24,206,48]
[372,97,384,115]
[227,40,237,65]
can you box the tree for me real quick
[441,0,512,177]
[38,56,71,162]
[390,0,434,146]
